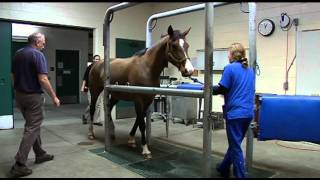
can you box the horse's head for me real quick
[165,25,194,77]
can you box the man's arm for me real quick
[81,80,88,92]
[38,74,60,107]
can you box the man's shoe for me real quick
[93,122,103,126]
[9,164,32,178]
[216,163,230,178]
[82,115,88,124]
[35,154,54,164]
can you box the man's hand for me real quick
[53,97,60,107]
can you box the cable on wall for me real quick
[240,3,249,13]
[283,14,299,94]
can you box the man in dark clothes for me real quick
[10,32,60,177]
[81,54,101,125]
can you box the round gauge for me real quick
[280,13,290,28]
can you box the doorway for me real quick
[56,50,79,104]
[0,21,13,129]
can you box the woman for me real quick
[212,43,255,178]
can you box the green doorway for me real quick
[56,50,79,104]
[0,21,13,129]
[115,38,145,119]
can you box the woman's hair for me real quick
[228,43,248,68]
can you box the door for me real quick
[296,30,320,95]
[0,21,13,129]
[115,38,146,119]
[12,41,28,58]
[56,50,79,104]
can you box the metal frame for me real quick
[246,3,257,171]
[102,2,257,175]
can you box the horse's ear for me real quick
[182,27,191,37]
[168,25,174,37]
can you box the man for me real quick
[10,32,60,177]
[81,55,103,126]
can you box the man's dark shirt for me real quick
[12,46,48,94]
[83,63,94,88]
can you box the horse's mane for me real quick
[132,30,183,58]
[133,48,148,57]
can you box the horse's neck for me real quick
[145,38,168,79]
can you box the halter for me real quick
[166,40,190,64]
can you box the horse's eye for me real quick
[172,44,179,50]
[185,43,189,49]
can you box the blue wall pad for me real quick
[258,95,320,143]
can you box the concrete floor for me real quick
[0,104,319,178]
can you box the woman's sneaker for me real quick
[216,163,230,178]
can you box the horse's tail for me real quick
[89,61,105,123]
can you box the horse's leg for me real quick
[139,102,152,159]
[109,97,118,140]
[128,102,141,148]
[88,88,102,140]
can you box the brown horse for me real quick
[88,25,194,159]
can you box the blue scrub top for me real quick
[219,61,255,120]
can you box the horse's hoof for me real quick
[111,134,116,140]
[128,143,137,148]
[143,153,152,159]
[88,134,96,140]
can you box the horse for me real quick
[88,25,194,159]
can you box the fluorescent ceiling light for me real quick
[12,23,40,37]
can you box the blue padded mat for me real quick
[176,83,203,90]
[258,95,320,143]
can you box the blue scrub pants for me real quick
[217,118,251,178]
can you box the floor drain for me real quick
[78,141,95,145]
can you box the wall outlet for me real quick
[283,82,289,91]
[293,18,299,26]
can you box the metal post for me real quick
[203,3,214,177]
[103,2,139,152]
[246,2,257,172]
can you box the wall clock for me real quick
[258,19,275,37]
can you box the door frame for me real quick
[55,49,80,104]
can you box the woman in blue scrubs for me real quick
[212,43,255,178]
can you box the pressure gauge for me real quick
[280,13,290,28]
